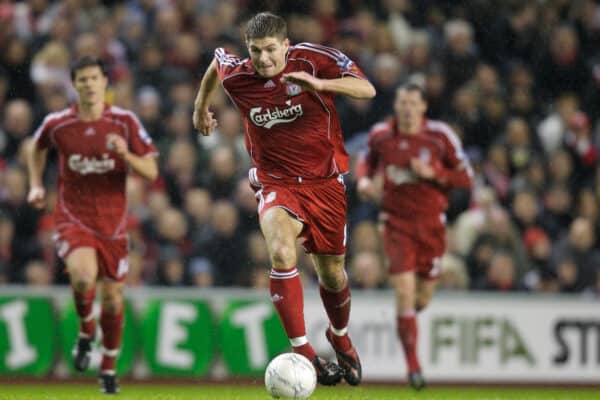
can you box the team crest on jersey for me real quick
[84,127,96,136]
[286,83,302,96]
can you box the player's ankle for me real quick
[328,326,352,352]
[332,334,352,353]
[292,343,316,361]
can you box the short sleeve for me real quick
[214,47,244,80]
[437,123,468,169]
[32,116,54,150]
[126,113,158,157]
[294,43,367,80]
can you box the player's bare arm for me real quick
[281,72,376,99]
[106,134,158,181]
[193,59,219,136]
[26,141,48,209]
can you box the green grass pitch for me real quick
[0,384,597,400]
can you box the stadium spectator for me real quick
[522,227,555,292]
[184,187,214,254]
[349,251,385,289]
[540,184,573,240]
[537,25,590,102]
[474,251,524,292]
[551,217,600,292]
[437,253,469,291]
[1,100,34,160]
[193,11,375,387]
[203,145,239,200]
[234,178,260,236]
[23,259,52,286]
[205,199,246,286]
[564,110,598,186]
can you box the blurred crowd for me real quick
[0,0,600,296]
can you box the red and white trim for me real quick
[270,267,299,280]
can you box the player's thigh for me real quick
[297,180,347,255]
[65,247,99,289]
[260,206,304,266]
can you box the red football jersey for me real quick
[361,118,472,222]
[33,104,158,238]
[214,42,367,179]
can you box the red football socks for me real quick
[100,309,124,373]
[73,287,96,338]
[270,267,316,361]
[320,279,352,352]
[397,311,421,372]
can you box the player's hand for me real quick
[357,177,377,202]
[193,108,218,136]
[106,134,129,158]
[410,158,436,180]
[27,186,46,209]
[281,71,324,91]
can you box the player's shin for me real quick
[397,310,421,372]
[73,287,96,338]
[99,308,124,373]
[319,277,351,352]
[270,266,316,360]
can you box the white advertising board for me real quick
[302,292,600,382]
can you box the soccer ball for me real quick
[265,353,317,399]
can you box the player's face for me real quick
[247,36,290,78]
[394,89,427,131]
[73,66,108,106]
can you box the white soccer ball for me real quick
[265,353,317,399]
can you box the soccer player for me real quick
[193,12,375,386]
[27,56,158,394]
[356,84,473,389]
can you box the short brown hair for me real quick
[245,12,287,41]
[70,56,107,81]
[398,83,426,100]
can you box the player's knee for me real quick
[269,242,295,268]
[416,301,428,313]
[72,277,94,293]
[319,269,346,291]
[396,291,415,310]
[101,294,123,315]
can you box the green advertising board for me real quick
[0,293,291,378]
[141,300,214,376]
[0,297,56,375]
[59,300,137,375]
[219,300,289,376]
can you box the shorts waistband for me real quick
[249,168,344,186]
